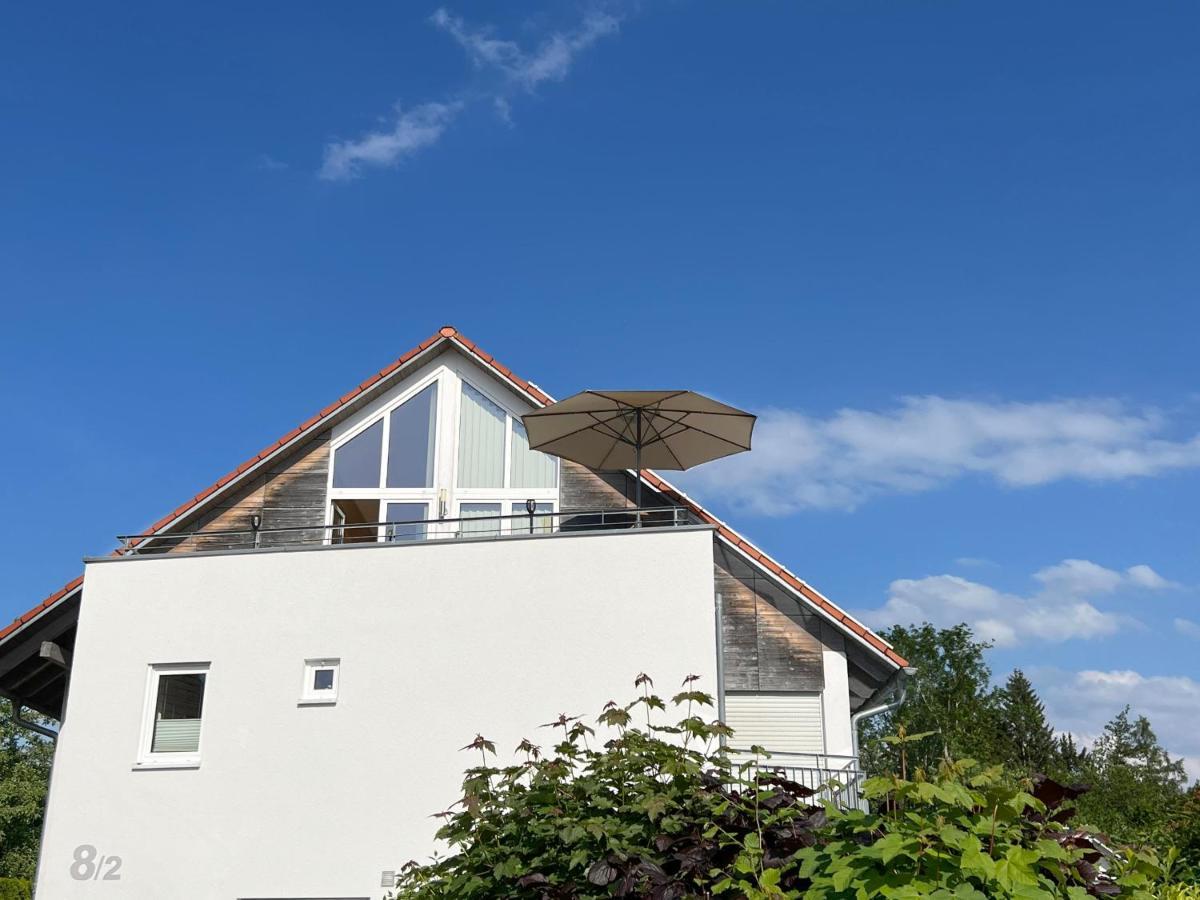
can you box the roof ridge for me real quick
[2,328,908,668]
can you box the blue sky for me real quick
[1,2,1197,773]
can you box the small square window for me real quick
[300,658,340,705]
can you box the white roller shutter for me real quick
[724,693,824,755]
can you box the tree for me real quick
[0,701,53,882]
[859,623,1004,777]
[1074,707,1188,846]
[1167,784,1200,876]
[1055,733,1088,773]
[998,669,1057,775]
[858,623,1192,863]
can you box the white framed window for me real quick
[136,663,209,769]
[384,501,431,542]
[299,658,340,705]
[510,501,554,535]
[452,377,559,535]
[454,378,558,493]
[326,362,559,544]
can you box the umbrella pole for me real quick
[634,410,642,526]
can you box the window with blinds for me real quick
[457,383,506,488]
[723,693,825,756]
[511,420,557,488]
[459,502,502,536]
[457,382,558,491]
[139,664,209,767]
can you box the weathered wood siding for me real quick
[559,460,672,511]
[160,436,330,553]
[715,542,825,692]
[561,462,825,693]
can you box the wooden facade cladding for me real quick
[561,463,826,693]
[559,460,673,511]
[155,436,330,554]
[715,543,825,692]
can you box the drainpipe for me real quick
[713,593,727,735]
[6,699,57,742]
[850,666,916,762]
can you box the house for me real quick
[0,327,910,900]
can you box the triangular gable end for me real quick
[0,327,908,675]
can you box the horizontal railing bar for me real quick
[729,750,859,762]
[116,506,690,549]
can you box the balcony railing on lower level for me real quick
[738,752,867,811]
[117,506,693,555]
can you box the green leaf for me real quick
[831,866,855,891]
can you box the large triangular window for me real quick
[331,383,438,489]
[328,367,558,543]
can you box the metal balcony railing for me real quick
[736,751,867,811]
[116,506,693,556]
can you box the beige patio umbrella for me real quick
[520,390,755,512]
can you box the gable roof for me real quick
[0,326,907,669]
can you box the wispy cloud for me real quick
[320,101,462,181]
[857,559,1171,648]
[954,557,998,569]
[1176,617,1200,640]
[430,7,621,93]
[256,153,289,172]
[318,6,624,180]
[1034,667,1200,781]
[679,397,1200,515]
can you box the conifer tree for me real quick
[1075,706,1188,843]
[998,669,1057,774]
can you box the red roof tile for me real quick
[5,326,907,669]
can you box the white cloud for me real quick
[319,7,624,179]
[1034,668,1200,781]
[1127,564,1175,589]
[858,559,1171,648]
[954,557,998,569]
[1176,617,1200,640]
[256,153,289,171]
[1034,559,1173,595]
[319,102,462,181]
[678,396,1200,515]
[431,7,621,93]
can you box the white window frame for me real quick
[451,498,559,537]
[135,662,210,770]
[452,375,559,499]
[382,500,433,542]
[326,369,447,543]
[299,658,341,706]
[324,362,559,543]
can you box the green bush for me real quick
[391,675,1183,899]
[1161,884,1200,900]
[0,877,31,900]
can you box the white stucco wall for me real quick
[37,527,716,900]
[820,644,854,758]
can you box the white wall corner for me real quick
[821,645,854,758]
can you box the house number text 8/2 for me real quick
[70,845,122,881]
